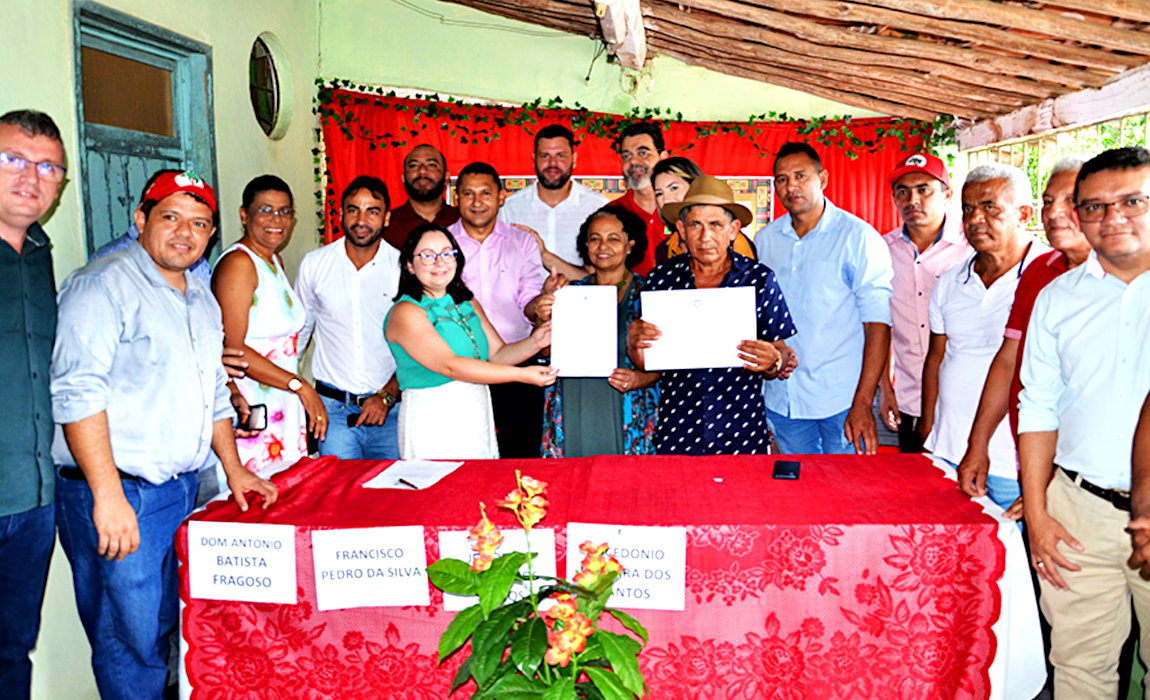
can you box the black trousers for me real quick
[897,412,924,453]
[489,354,547,458]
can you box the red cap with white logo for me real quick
[886,153,950,190]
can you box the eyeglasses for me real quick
[417,249,458,263]
[0,152,67,183]
[1076,194,1150,223]
[254,204,294,218]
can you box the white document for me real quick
[437,528,557,611]
[640,287,756,371]
[188,521,297,604]
[311,526,430,611]
[551,285,618,377]
[362,460,464,490]
[565,522,686,611]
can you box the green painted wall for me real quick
[318,0,882,122]
[2,0,320,697]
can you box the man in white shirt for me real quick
[1022,147,1150,699]
[920,163,1049,511]
[500,124,608,280]
[296,175,403,460]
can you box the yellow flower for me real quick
[573,541,624,590]
[467,503,503,573]
[546,593,579,623]
[544,612,594,667]
[495,470,550,532]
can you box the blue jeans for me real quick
[764,407,854,455]
[56,470,197,700]
[0,503,54,699]
[938,458,1022,512]
[318,395,400,460]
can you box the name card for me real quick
[437,528,557,611]
[565,523,686,611]
[311,526,430,611]
[188,521,296,604]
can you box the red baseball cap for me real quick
[141,171,218,214]
[886,153,950,190]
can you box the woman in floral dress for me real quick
[213,175,326,471]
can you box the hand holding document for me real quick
[639,287,756,371]
[550,285,618,377]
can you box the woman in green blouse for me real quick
[385,223,556,458]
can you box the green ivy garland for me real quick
[311,77,955,240]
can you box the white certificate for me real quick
[550,285,618,377]
[640,287,756,370]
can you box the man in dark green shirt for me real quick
[0,109,66,699]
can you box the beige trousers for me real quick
[1039,469,1150,699]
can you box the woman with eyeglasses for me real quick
[213,175,326,472]
[385,223,557,459]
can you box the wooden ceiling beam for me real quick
[733,0,1105,88]
[848,0,1150,55]
[645,8,1016,116]
[1038,0,1150,26]
[736,0,1138,73]
[663,0,1067,98]
[446,0,600,32]
[650,40,946,122]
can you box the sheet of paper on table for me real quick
[188,521,297,604]
[566,522,686,611]
[550,285,618,377]
[362,460,464,490]
[640,286,756,371]
[437,528,557,611]
[311,526,430,611]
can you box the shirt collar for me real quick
[126,238,202,294]
[961,239,1040,285]
[24,222,49,249]
[1083,250,1108,279]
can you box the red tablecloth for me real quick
[177,454,1006,699]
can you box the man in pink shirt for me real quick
[879,153,970,452]
[448,162,549,457]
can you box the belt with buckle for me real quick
[1059,466,1131,512]
[316,381,375,408]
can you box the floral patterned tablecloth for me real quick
[177,454,1039,700]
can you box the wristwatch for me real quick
[381,392,398,409]
[287,376,303,393]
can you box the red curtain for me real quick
[319,90,926,242]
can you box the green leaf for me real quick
[596,631,645,695]
[575,682,605,700]
[478,552,532,616]
[583,667,631,700]
[439,604,484,660]
[510,616,548,676]
[470,640,500,688]
[604,609,648,645]
[579,635,606,661]
[542,680,577,700]
[477,673,547,700]
[472,601,527,659]
[449,656,472,694]
[428,559,481,596]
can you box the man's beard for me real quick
[538,168,572,191]
[624,165,651,191]
[344,224,384,248]
[404,176,446,203]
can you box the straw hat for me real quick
[661,175,753,227]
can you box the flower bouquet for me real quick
[427,470,649,699]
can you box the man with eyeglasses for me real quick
[295,176,403,460]
[0,109,66,699]
[880,153,969,453]
[919,163,1049,512]
[1020,147,1150,699]
[448,162,550,457]
[382,144,459,251]
[613,122,669,276]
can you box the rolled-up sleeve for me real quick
[929,280,947,336]
[852,229,893,325]
[51,276,118,424]
[515,234,545,316]
[1017,288,1063,434]
[212,363,233,424]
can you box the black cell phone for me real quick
[772,460,801,480]
[347,413,361,428]
[238,404,267,432]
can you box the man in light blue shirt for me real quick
[755,142,893,454]
[1018,147,1150,699]
[51,171,278,700]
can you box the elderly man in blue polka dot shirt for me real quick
[628,175,796,455]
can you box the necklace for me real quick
[595,270,631,300]
[440,302,482,359]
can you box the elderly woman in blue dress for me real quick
[538,205,660,457]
